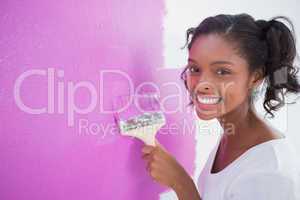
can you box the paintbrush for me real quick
[113,93,166,146]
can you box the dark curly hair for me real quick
[180,13,300,118]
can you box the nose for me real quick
[192,78,217,95]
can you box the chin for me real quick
[195,109,219,121]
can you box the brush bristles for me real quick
[119,111,165,133]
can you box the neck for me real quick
[217,100,263,149]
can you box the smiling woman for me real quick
[142,13,300,200]
[182,13,300,199]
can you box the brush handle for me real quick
[144,135,156,146]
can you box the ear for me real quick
[249,69,264,90]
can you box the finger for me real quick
[141,153,152,161]
[155,139,166,151]
[146,161,152,172]
[142,145,155,154]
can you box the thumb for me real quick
[155,139,166,151]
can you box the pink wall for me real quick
[0,1,196,199]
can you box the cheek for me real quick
[221,80,249,109]
[186,77,197,91]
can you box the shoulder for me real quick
[225,138,300,200]
[241,137,299,172]
[225,170,300,200]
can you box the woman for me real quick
[142,13,300,200]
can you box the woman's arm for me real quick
[172,174,202,200]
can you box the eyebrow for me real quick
[188,58,234,66]
[210,61,234,66]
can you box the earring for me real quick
[251,87,260,99]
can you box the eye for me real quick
[187,65,201,74]
[216,68,231,75]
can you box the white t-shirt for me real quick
[197,136,300,200]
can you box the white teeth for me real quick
[197,96,221,104]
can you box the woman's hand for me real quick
[141,139,191,190]
[142,140,202,200]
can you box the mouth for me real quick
[197,95,222,104]
[194,94,223,111]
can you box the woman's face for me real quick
[186,34,260,120]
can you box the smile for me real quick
[196,95,222,105]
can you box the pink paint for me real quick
[0,1,196,199]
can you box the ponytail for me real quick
[256,17,300,117]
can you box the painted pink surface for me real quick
[0,1,196,199]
